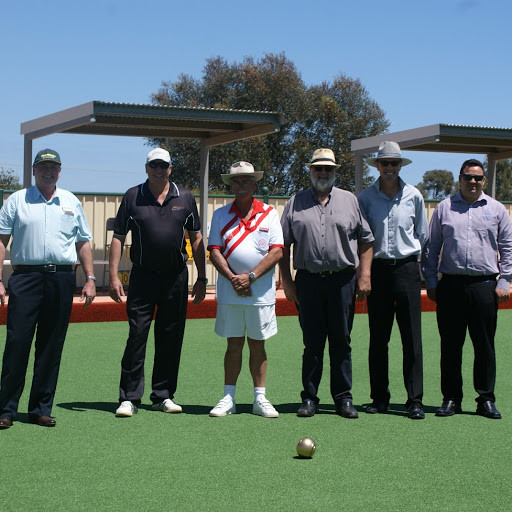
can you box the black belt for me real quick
[441,273,497,283]
[373,255,418,266]
[299,268,355,278]
[132,263,186,276]
[13,264,74,273]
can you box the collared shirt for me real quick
[0,186,92,265]
[208,198,284,306]
[421,191,512,290]
[358,177,428,259]
[281,187,374,273]
[114,180,200,272]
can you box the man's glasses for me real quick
[378,160,401,167]
[461,173,485,182]
[148,161,169,169]
[312,166,335,172]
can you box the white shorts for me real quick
[215,304,278,340]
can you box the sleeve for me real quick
[496,204,512,290]
[421,205,443,289]
[207,209,222,251]
[113,192,131,237]
[0,193,18,235]
[74,200,93,242]
[356,196,374,244]
[414,193,429,249]
[280,197,295,247]
[268,208,284,249]
[184,191,201,233]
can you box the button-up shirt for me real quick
[358,177,428,259]
[421,191,512,290]
[281,187,374,273]
[0,186,92,265]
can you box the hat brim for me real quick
[366,157,412,167]
[221,171,263,185]
[306,161,340,169]
[34,158,61,165]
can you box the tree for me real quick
[149,53,389,194]
[416,170,454,200]
[492,159,512,201]
[0,167,22,190]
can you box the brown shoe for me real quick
[29,415,56,427]
[0,417,12,429]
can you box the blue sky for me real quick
[1,0,510,193]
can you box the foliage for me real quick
[0,167,22,190]
[149,53,389,194]
[416,169,454,200]
[492,159,512,201]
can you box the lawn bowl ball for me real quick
[296,437,316,458]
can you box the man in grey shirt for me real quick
[280,148,373,418]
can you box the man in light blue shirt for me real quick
[422,159,512,419]
[359,141,428,420]
[0,148,96,430]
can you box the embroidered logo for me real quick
[172,206,184,211]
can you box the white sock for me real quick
[224,385,236,400]
[254,387,266,401]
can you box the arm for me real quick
[189,230,207,305]
[76,240,96,308]
[209,247,249,297]
[421,207,443,303]
[496,207,512,303]
[108,235,126,303]
[0,234,11,307]
[278,246,298,303]
[356,241,372,301]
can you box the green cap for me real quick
[33,148,61,166]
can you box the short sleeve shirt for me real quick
[0,186,92,265]
[114,180,200,272]
[281,187,374,272]
[207,199,284,305]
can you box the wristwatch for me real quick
[249,272,256,282]
[197,277,208,284]
[87,276,96,281]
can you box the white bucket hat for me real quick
[306,148,341,168]
[146,148,171,164]
[221,161,263,185]
[366,141,412,167]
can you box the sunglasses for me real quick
[378,160,401,167]
[312,166,335,172]
[148,161,169,169]
[461,173,485,182]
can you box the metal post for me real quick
[487,154,497,198]
[261,186,269,204]
[23,135,33,188]
[354,152,364,195]
[199,141,210,245]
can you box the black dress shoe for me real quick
[476,400,501,419]
[408,402,425,420]
[297,399,318,417]
[29,415,56,427]
[336,400,359,419]
[0,417,12,429]
[436,400,462,417]
[365,401,388,414]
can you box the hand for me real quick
[191,279,207,304]
[355,275,371,302]
[109,277,125,304]
[496,287,510,304]
[0,282,6,307]
[80,280,96,308]
[282,279,298,303]
[231,273,251,292]
[426,288,437,303]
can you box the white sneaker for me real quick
[252,396,279,418]
[209,395,236,417]
[151,398,182,413]
[115,401,138,417]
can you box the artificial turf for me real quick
[1,312,511,511]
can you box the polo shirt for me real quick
[114,180,200,272]
[0,186,92,265]
[207,199,284,305]
[281,187,374,272]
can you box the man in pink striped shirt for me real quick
[207,162,284,418]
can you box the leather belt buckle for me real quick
[45,264,57,273]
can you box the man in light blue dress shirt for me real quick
[0,149,96,429]
[422,159,512,419]
[359,141,429,420]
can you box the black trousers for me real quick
[295,269,356,405]
[366,260,423,405]
[436,275,498,404]
[119,265,188,404]
[0,270,75,420]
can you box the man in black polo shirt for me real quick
[109,148,207,417]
